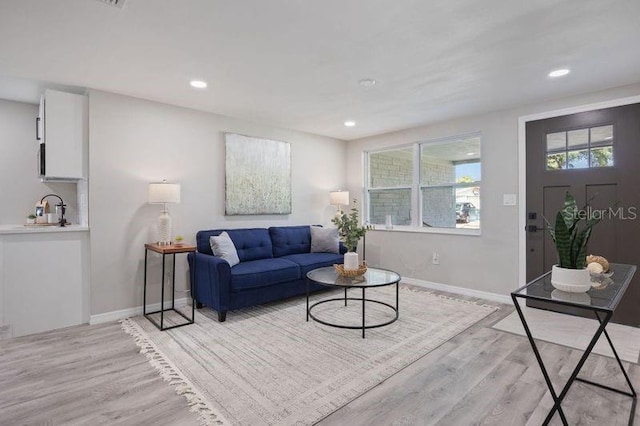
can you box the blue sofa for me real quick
[187,225,345,321]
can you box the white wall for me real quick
[0,99,78,224]
[347,82,640,297]
[89,90,347,315]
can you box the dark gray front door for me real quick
[526,103,640,326]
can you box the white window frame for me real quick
[363,132,482,236]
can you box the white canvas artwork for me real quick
[225,133,291,215]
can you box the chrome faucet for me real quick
[40,194,67,227]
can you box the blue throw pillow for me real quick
[210,232,240,266]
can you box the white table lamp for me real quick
[148,180,181,245]
[329,190,349,216]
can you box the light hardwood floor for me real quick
[1,288,638,425]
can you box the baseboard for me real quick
[401,277,513,305]
[90,298,190,325]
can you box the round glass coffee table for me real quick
[306,266,401,338]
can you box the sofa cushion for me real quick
[269,226,312,257]
[310,226,339,253]
[209,232,240,266]
[230,258,301,292]
[197,228,272,262]
[280,252,344,276]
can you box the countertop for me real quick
[0,224,89,235]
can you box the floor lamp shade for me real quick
[148,181,181,245]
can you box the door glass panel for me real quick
[547,153,566,170]
[567,149,589,169]
[568,129,589,149]
[546,132,566,151]
[546,124,613,170]
[591,125,614,146]
[590,146,614,167]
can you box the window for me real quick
[367,147,413,226]
[365,134,481,231]
[546,125,613,170]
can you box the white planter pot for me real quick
[550,265,591,293]
[344,252,359,271]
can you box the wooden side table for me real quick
[143,243,196,331]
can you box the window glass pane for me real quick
[368,189,411,226]
[590,146,614,167]
[455,187,480,230]
[568,129,589,149]
[421,187,480,229]
[546,132,566,151]
[421,136,480,185]
[369,148,413,187]
[591,125,613,146]
[567,149,589,169]
[547,153,566,170]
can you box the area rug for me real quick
[122,287,498,426]
[493,307,640,363]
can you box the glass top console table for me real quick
[511,263,637,425]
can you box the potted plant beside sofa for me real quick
[545,192,604,293]
[331,199,370,270]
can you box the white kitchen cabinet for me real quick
[0,229,90,338]
[39,90,88,180]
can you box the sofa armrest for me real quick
[187,252,232,313]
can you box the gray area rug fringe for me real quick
[121,318,228,426]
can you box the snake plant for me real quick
[545,192,602,269]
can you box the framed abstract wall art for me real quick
[224,133,292,215]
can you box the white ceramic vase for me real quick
[550,265,591,293]
[344,252,359,271]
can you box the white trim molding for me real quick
[401,277,512,305]
[90,298,190,325]
[517,94,640,290]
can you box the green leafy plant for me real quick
[27,214,37,219]
[174,235,184,243]
[544,192,603,269]
[331,199,371,252]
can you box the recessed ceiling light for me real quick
[344,120,356,127]
[358,78,376,87]
[548,69,570,78]
[190,80,207,89]
[466,152,475,156]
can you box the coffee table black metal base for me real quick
[307,286,399,338]
[305,266,401,339]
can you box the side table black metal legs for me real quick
[143,245,195,331]
[512,296,637,425]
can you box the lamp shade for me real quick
[148,181,181,204]
[329,190,349,206]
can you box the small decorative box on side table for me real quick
[144,243,196,331]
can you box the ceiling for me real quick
[0,0,639,141]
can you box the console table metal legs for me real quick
[512,296,637,425]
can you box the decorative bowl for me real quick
[334,262,367,277]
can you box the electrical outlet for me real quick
[432,252,440,265]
